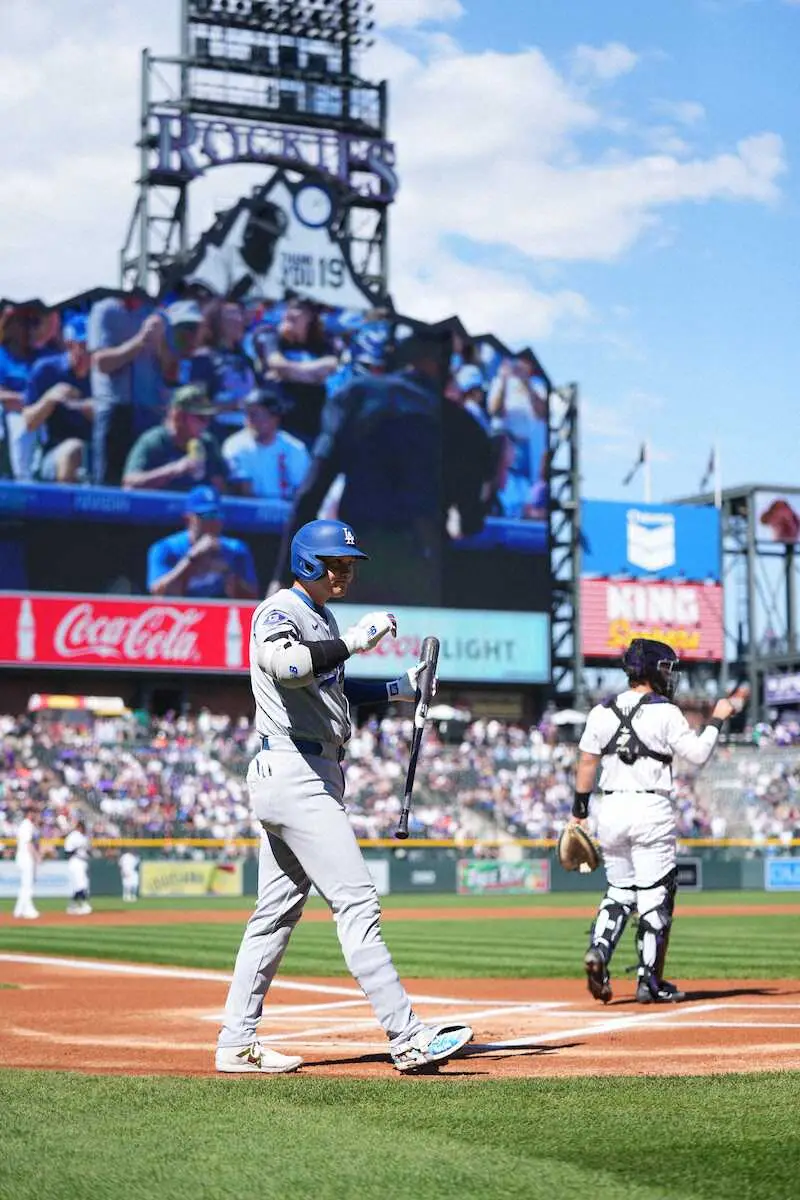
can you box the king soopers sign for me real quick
[153,114,399,203]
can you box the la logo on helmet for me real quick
[343,529,356,545]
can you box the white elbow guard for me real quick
[257,638,314,687]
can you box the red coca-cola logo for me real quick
[53,602,204,663]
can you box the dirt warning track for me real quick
[1,955,798,1079]
[0,903,796,928]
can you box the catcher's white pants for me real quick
[13,858,37,917]
[592,791,676,891]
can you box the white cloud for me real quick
[654,99,706,126]
[571,42,640,82]
[391,249,591,345]
[375,0,465,27]
[644,126,691,156]
[0,0,787,349]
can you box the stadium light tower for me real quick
[120,0,392,299]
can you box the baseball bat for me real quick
[395,636,440,840]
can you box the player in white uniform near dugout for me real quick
[64,818,92,916]
[572,637,736,1005]
[216,519,473,1075]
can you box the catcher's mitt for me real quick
[557,823,600,873]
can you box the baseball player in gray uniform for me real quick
[216,518,473,1074]
[571,638,735,1004]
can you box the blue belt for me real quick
[261,735,345,762]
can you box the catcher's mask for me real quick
[622,637,680,700]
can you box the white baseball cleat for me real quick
[14,910,40,920]
[215,1040,303,1075]
[391,1023,474,1073]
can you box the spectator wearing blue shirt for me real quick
[23,317,93,483]
[162,300,216,398]
[88,291,167,485]
[147,485,258,600]
[0,304,38,478]
[200,299,257,436]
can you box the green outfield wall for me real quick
[12,840,793,897]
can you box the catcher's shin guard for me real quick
[635,869,680,998]
[589,885,636,964]
[585,884,635,1003]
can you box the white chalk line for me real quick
[4,954,800,1059]
[0,953,532,1009]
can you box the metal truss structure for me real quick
[120,0,389,297]
[548,383,584,708]
[677,484,800,726]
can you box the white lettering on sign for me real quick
[53,603,203,663]
[606,584,700,626]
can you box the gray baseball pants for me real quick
[217,746,423,1049]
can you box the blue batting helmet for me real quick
[290,520,369,582]
[622,637,680,700]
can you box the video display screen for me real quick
[0,290,551,613]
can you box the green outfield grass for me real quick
[1,1071,798,1200]
[0,894,797,979]
[5,887,800,915]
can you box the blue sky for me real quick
[0,0,797,504]
[382,0,799,503]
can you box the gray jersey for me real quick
[250,587,350,746]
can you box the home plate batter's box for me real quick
[457,859,550,895]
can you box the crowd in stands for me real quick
[0,292,548,527]
[1,710,799,856]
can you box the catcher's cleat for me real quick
[215,1040,303,1074]
[584,948,612,1003]
[635,976,686,1004]
[391,1023,473,1073]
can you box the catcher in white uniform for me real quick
[572,638,735,1004]
[216,518,473,1075]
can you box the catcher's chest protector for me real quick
[600,695,673,767]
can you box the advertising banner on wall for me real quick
[581,501,721,581]
[755,492,800,545]
[139,860,244,899]
[764,858,800,892]
[764,673,800,706]
[0,593,550,684]
[0,861,73,898]
[456,859,550,895]
[580,579,724,661]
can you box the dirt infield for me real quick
[1,955,798,1079]
[1,902,797,928]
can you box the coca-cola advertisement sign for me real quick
[580,579,724,661]
[1,594,248,673]
[0,593,551,682]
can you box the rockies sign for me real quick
[153,114,398,203]
[174,171,379,307]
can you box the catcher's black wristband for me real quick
[708,717,724,731]
[572,791,591,819]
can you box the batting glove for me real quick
[342,611,397,654]
[388,664,439,703]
